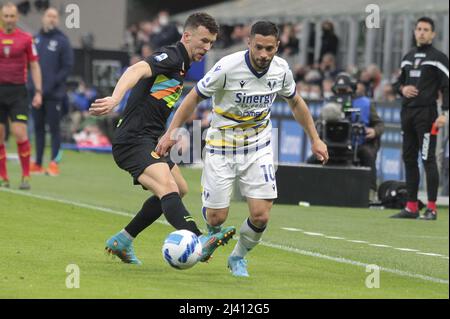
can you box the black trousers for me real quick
[401,106,439,202]
[32,99,62,165]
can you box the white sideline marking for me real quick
[1,188,448,285]
[348,240,369,244]
[369,244,392,248]
[303,232,324,237]
[281,227,303,232]
[395,248,419,252]
[282,226,448,259]
[324,236,346,240]
[261,241,449,285]
[417,252,445,257]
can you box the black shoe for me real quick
[390,208,419,219]
[419,208,437,221]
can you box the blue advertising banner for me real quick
[279,120,304,163]
[379,147,403,181]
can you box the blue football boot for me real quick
[228,256,249,277]
[105,232,142,265]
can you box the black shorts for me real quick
[0,85,29,124]
[112,141,175,186]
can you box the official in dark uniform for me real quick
[29,8,73,177]
[392,17,449,220]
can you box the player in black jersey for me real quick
[89,13,235,265]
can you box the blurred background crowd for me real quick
[1,0,448,197]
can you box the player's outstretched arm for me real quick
[156,88,203,156]
[89,61,152,116]
[285,94,329,164]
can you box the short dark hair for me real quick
[250,21,280,39]
[416,16,435,32]
[184,12,219,35]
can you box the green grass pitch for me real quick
[0,150,448,298]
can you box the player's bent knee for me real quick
[249,204,271,226]
[251,214,270,226]
[206,207,229,225]
[160,179,180,196]
[177,181,189,198]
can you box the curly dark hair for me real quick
[250,21,280,39]
[184,12,219,35]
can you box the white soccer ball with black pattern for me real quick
[162,230,203,270]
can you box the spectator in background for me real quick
[293,64,309,82]
[279,23,299,56]
[309,84,322,100]
[68,81,97,136]
[230,24,248,46]
[320,20,338,62]
[0,2,42,190]
[124,23,139,55]
[380,83,397,102]
[319,53,340,81]
[135,20,153,51]
[97,54,143,142]
[359,64,382,98]
[322,78,334,99]
[304,68,322,86]
[29,7,73,177]
[214,24,234,49]
[296,81,310,99]
[150,11,181,49]
[140,43,153,59]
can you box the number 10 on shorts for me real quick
[260,164,275,183]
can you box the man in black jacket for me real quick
[391,17,448,220]
[29,7,73,177]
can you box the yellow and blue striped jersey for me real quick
[195,50,296,151]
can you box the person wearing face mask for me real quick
[308,84,322,100]
[29,7,73,177]
[150,10,181,49]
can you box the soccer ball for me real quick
[162,230,203,270]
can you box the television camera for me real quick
[316,73,367,165]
